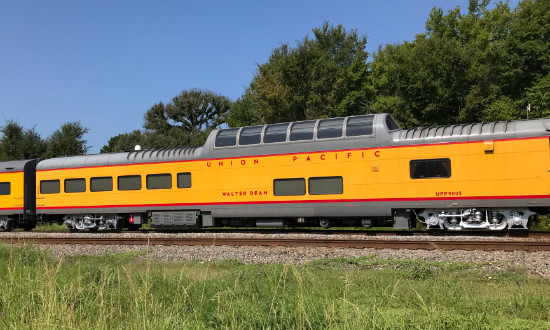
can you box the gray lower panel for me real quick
[36,197,550,218]
[151,211,198,227]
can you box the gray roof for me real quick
[35,114,550,171]
[37,146,203,171]
[393,118,550,145]
[0,159,35,173]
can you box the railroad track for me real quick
[2,234,550,251]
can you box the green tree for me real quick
[44,122,89,158]
[370,0,550,127]
[0,121,47,161]
[231,22,371,126]
[102,89,232,152]
[100,130,144,153]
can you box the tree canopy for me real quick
[0,121,88,161]
[369,0,550,127]
[101,89,232,153]
[228,22,371,127]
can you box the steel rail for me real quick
[2,236,550,251]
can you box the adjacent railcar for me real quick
[35,113,550,231]
[0,159,38,231]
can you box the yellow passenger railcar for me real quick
[0,159,38,231]
[35,114,550,231]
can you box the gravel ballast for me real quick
[3,232,550,278]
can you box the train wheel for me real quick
[0,220,14,232]
[319,219,332,229]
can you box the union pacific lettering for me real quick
[291,150,380,162]
[206,158,260,167]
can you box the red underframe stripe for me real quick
[36,135,549,172]
[35,194,550,210]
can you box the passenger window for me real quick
[346,115,374,137]
[0,182,10,195]
[410,159,451,179]
[215,128,239,147]
[317,118,344,139]
[239,126,263,145]
[177,172,192,188]
[263,123,289,143]
[40,180,60,194]
[118,175,142,191]
[147,174,172,189]
[289,121,315,141]
[309,176,343,195]
[90,177,113,192]
[273,178,306,196]
[64,178,86,193]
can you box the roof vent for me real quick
[134,145,142,151]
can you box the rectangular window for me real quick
[40,180,60,194]
[410,158,451,179]
[317,118,344,139]
[239,126,263,145]
[309,176,343,195]
[263,123,289,143]
[147,173,172,189]
[289,121,315,141]
[64,178,86,193]
[273,178,306,196]
[346,115,374,137]
[215,128,239,147]
[90,177,113,192]
[0,182,10,195]
[118,175,141,191]
[177,172,191,188]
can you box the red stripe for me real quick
[35,194,550,210]
[36,136,549,172]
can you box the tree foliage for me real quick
[101,89,232,153]
[0,121,47,161]
[229,22,371,126]
[43,122,89,158]
[369,0,550,127]
[0,121,88,161]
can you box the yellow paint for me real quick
[0,172,25,211]
[36,137,550,210]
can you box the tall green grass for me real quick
[0,244,549,329]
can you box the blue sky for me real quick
[0,0,520,153]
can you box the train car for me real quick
[35,113,550,231]
[0,159,39,231]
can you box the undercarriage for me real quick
[418,208,535,231]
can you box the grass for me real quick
[0,244,550,329]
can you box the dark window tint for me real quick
[0,182,10,195]
[263,123,289,143]
[177,172,192,188]
[90,177,113,192]
[309,176,343,195]
[410,159,451,179]
[317,118,344,139]
[147,174,172,189]
[385,115,400,130]
[346,115,374,137]
[118,175,141,191]
[215,128,239,147]
[273,178,305,196]
[64,178,85,193]
[289,121,315,141]
[239,126,263,145]
[41,180,60,194]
